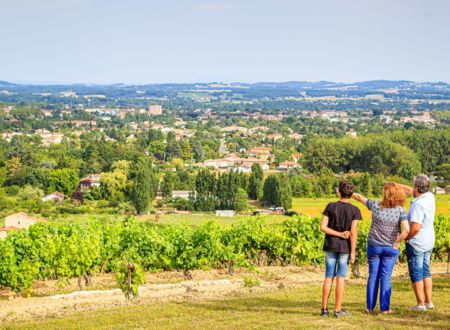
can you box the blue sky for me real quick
[1,0,449,84]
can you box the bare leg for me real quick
[424,277,433,304]
[412,281,425,306]
[322,277,334,309]
[335,277,345,311]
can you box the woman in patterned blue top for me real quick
[352,182,410,314]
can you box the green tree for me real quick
[161,173,174,198]
[192,141,204,162]
[436,164,450,186]
[301,138,342,174]
[165,133,182,160]
[6,156,23,177]
[100,170,129,205]
[262,174,292,210]
[47,168,79,195]
[191,170,217,211]
[130,160,156,214]
[248,163,263,200]
[371,174,385,197]
[290,175,313,197]
[171,158,184,171]
[180,141,192,161]
[18,185,44,201]
[317,170,336,196]
[111,160,131,173]
[233,188,248,212]
[360,173,373,197]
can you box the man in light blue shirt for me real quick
[401,175,436,312]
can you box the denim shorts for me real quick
[325,251,349,278]
[406,243,432,283]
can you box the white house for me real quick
[204,158,235,169]
[42,191,65,203]
[172,190,191,199]
[435,187,445,195]
[215,210,236,217]
[79,174,101,189]
[237,164,252,173]
[278,161,300,171]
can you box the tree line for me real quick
[300,130,449,178]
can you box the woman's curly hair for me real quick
[380,182,406,208]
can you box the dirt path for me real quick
[0,263,447,323]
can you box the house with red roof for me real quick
[79,174,101,189]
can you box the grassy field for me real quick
[291,195,450,220]
[138,213,288,226]
[2,195,448,228]
[126,195,448,226]
[4,276,450,330]
[291,198,372,219]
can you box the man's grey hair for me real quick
[413,174,431,193]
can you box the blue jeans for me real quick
[325,251,349,278]
[366,244,399,311]
[406,243,432,283]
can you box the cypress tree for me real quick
[130,159,155,214]
[262,174,292,210]
[248,163,263,200]
[161,173,174,198]
[361,172,373,197]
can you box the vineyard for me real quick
[1,215,449,298]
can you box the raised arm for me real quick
[393,220,410,249]
[320,215,350,239]
[351,193,368,206]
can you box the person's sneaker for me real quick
[320,308,329,317]
[425,303,434,310]
[409,305,427,312]
[334,310,351,318]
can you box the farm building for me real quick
[4,212,45,229]
[42,191,65,203]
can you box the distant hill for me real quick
[0,80,449,90]
[0,81,16,86]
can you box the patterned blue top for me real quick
[366,200,408,247]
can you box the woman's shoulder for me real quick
[367,199,381,210]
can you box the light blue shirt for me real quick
[407,192,436,252]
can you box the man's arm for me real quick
[393,220,410,249]
[320,215,350,239]
[406,204,424,241]
[349,220,358,264]
[406,222,421,241]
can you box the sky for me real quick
[1,0,449,84]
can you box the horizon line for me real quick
[2,78,450,86]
